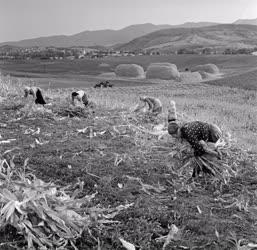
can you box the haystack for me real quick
[115,64,145,78]
[191,64,220,74]
[146,63,180,80]
[198,71,215,80]
[180,72,202,82]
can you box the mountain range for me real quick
[0,18,256,49]
[117,24,257,52]
[0,22,219,48]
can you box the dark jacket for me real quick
[180,121,221,156]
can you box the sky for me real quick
[0,0,257,42]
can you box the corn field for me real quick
[1,74,257,249]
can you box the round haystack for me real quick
[198,71,216,80]
[180,72,202,82]
[191,64,220,74]
[115,64,145,78]
[146,63,180,80]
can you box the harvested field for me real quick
[0,100,257,249]
[1,55,257,92]
[2,54,257,80]
[1,72,257,249]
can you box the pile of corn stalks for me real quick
[124,111,239,184]
[51,105,89,118]
[51,102,95,118]
[0,156,132,249]
[181,133,239,183]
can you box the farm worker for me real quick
[71,90,89,107]
[134,96,163,115]
[167,100,222,176]
[24,86,46,105]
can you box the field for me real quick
[1,55,257,249]
[1,54,257,89]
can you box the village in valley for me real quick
[0,43,256,61]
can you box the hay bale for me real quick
[180,72,202,82]
[115,64,145,78]
[198,71,215,80]
[146,63,180,80]
[191,64,220,74]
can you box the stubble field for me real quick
[0,55,257,249]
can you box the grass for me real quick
[1,60,257,249]
[0,75,24,97]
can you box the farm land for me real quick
[1,54,257,88]
[1,54,257,249]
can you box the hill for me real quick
[117,24,257,52]
[0,22,218,48]
[234,18,257,25]
[207,68,257,90]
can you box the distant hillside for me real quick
[207,68,257,90]
[117,24,257,52]
[0,45,21,52]
[234,18,257,25]
[172,22,219,28]
[0,22,218,48]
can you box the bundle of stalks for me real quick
[163,132,239,184]
[124,111,238,183]
[52,103,94,118]
[0,156,134,249]
[189,134,237,183]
